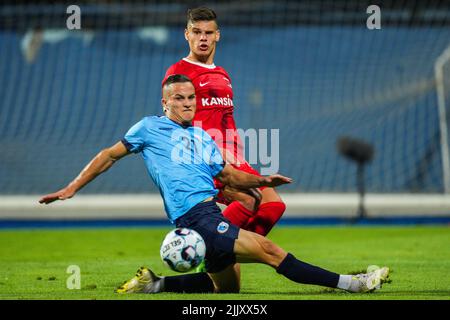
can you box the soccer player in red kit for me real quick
[163,7,286,237]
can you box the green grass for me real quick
[0,226,449,300]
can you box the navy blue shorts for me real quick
[175,200,240,273]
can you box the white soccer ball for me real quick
[160,228,206,273]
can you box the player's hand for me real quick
[261,174,293,187]
[38,187,75,204]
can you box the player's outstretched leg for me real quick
[344,267,390,293]
[116,266,215,294]
[236,229,391,293]
[116,266,163,294]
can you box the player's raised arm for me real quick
[38,141,130,204]
[216,164,292,190]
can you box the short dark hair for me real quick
[162,74,193,88]
[187,7,218,26]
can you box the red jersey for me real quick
[163,58,243,162]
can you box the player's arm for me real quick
[38,141,130,204]
[216,164,292,190]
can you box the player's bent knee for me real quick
[223,188,257,210]
[260,188,283,204]
[258,236,287,268]
[239,197,257,212]
[234,193,257,209]
[259,237,281,256]
[234,229,285,267]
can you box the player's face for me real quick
[185,20,220,63]
[162,82,197,126]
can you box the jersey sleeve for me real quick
[210,144,225,177]
[122,118,148,153]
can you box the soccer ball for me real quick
[160,228,206,273]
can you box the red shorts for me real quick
[214,161,265,205]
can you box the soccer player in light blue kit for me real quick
[121,107,225,223]
[39,75,389,294]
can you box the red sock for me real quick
[222,201,254,228]
[244,201,286,236]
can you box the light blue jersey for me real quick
[122,116,224,223]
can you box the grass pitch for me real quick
[0,226,449,300]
